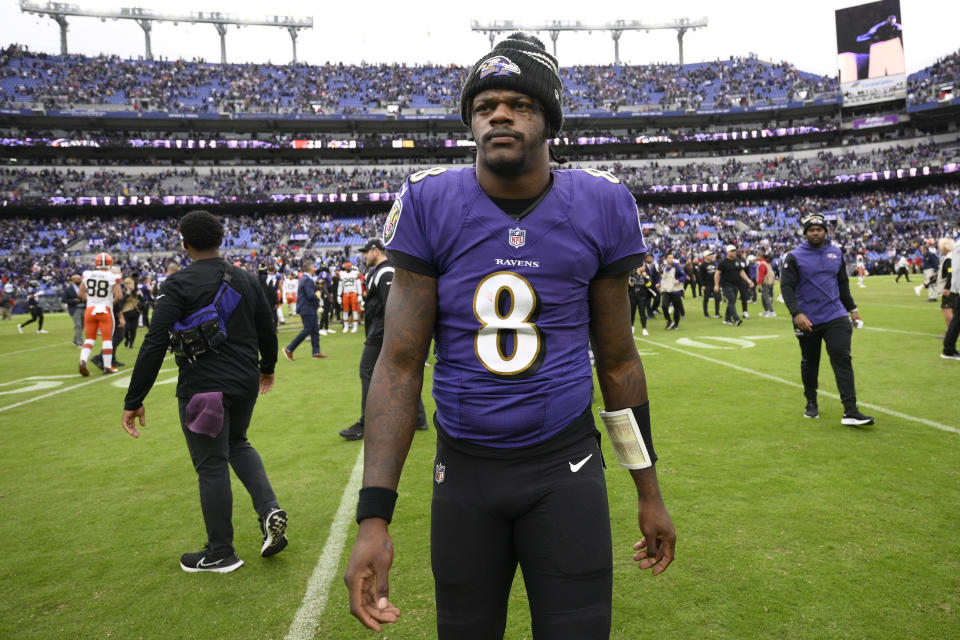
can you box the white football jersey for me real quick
[338,270,362,296]
[282,278,299,295]
[82,269,120,310]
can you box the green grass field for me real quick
[1,275,957,640]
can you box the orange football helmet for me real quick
[94,252,114,268]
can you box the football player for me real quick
[78,252,125,375]
[344,32,675,639]
[338,261,363,333]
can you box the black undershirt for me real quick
[487,173,554,221]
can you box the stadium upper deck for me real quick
[0,43,842,119]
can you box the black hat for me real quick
[359,237,386,253]
[460,32,564,137]
[801,213,827,233]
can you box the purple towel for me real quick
[185,392,224,438]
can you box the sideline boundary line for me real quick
[635,337,959,436]
[285,446,364,640]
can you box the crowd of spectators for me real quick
[907,48,960,105]
[3,183,957,303]
[3,138,957,204]
[1,44,840,115]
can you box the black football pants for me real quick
[796,316,857,411]
[431,413,612,640]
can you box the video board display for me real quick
[836,0,906,105]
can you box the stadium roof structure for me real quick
[19,0,313,64]
[470,18,708,65]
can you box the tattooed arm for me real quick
[345,266,437,631]
[589,272,676,576]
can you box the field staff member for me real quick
[780,213,874,426]
[121,210,288,573]
[339,237,427,441]
[344,32,675,639]
[714,244,752,326]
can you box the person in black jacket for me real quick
[698,251,720,318]
[17,292,46,334]
[62,274,84,345]
[340,238,427,441]
[121,210,287,573]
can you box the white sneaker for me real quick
[327,329,336,333]
[913,285,923,296]
[17,324,23,334]
[768,311,777,318]
[743,312,750,319]
[38,329,48,334]
[319,329,327,336]
[350,325,358,333]
[642,328,649,336]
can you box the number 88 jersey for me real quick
[385,166,647,448]
[81,269,120,312]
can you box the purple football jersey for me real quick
[385,167,646,447]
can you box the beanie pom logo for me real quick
[477,55,521,79]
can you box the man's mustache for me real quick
[483,129,523,143]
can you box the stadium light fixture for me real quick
[471,18,708,64]
[19,0,313,63]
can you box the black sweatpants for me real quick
[431,411,612,640]
[943,305,960,354]
[796,316,857,411]
[357,340,426,427]
[179,394,279,557]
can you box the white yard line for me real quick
[0,359,173,413]
[635,337,960,436]
[0,374,113,413]
[861,326,943,338]
[3,341,74,356]
[285,446,364,640]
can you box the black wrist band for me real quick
[356,486,398,524]
[631,403,658,465]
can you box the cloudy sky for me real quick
[1,0,957,76]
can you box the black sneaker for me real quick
[260,507,288,558]
[941,351,960,361]
[841,409,875,426]
[339,422,364,441]
[734,319,743,326]
[803,401,819,419]
[90,353,105,372]
[415,422,429,431]
[665,322,674,330]
[113,359,125,367]
[180,547,243,573]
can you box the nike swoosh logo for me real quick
[198,558,223,568]
[569,454,593,473]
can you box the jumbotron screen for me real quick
[835,0,906,105]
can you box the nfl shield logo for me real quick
[508,227,526,249]
[435,463,446,484]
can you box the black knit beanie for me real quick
[801,213,827,233]
[460,32,564,137]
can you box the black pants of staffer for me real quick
[796,316,857,411]
[178,394,279,557]
[20,307,43,330]
[357,340,426,427]
[702,288,720,317]
[661,291,684,325]
[721,285,741,323]
[943,306,960,354]
[431,410,612,640]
